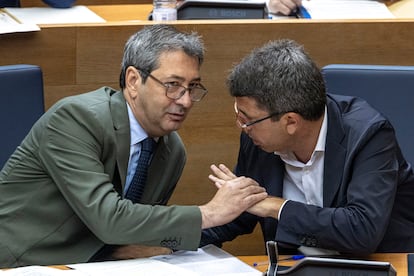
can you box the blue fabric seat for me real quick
[322,64,414,166]
[0,64,44,168]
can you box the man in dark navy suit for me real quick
[201,39,414,255]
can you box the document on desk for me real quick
[151,244,261,275]
[0,9,40,34]
[4,5,106,25]
[0,245,260,275]
[69,258,198,276]
[68,245,261,276]
[0,246,261,275]
[300,0,395,19]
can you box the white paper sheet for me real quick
[0,9,40,34]
[2,246,261,275]
[151,245,261,276]
[69,258,198,276]
[301,0,395,19]
[4,5,106,25]
[68,245,261,276]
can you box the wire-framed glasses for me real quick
[140,69,208,102]
[234,102,284,129]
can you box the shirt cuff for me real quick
[278,199,289,220]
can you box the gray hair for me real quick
[227,39,326,121]
[119,24,204,89]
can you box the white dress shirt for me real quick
[275,107,328,218]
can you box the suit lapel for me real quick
[323,97,347,207]
[109,90,130,190]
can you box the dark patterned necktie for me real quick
[125,138,155,203]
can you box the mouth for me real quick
[168,112,186,122]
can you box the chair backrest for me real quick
[0,64,45,168]
[321,64,414,166]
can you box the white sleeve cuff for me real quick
[277,199,289,220]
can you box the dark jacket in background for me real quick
[0,0,75,8]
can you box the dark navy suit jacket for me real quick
[201,94,414,254]
[0,0,18,6]
[0,0,75,8]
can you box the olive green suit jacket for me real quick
[0,87,201,268]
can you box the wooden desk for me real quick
[239,254,409,275]
[1,4,414,256]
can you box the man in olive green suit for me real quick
[0,25,267,268]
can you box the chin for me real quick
[259,145,273,153]
[165,121,183,132]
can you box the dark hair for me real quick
[119,24,204,89]
[227,39,326,121]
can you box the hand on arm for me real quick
[267,0,303,15]
[200,164,267,229]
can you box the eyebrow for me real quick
[168,74,202,83]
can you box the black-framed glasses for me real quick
[139,69,208,102]
[234,102,285,129]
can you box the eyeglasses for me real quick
[140,69,208,102]
[234,102,285,129]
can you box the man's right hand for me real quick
[199,174,267,229]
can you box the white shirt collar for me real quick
[126,104,148,146]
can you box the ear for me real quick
[284,112,300,135]
[124,66,141,99]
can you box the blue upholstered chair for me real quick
[321,64,414,166]
[0,64,45,168]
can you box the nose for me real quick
[175,89,193,108]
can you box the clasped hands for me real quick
[208,164,285,219]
